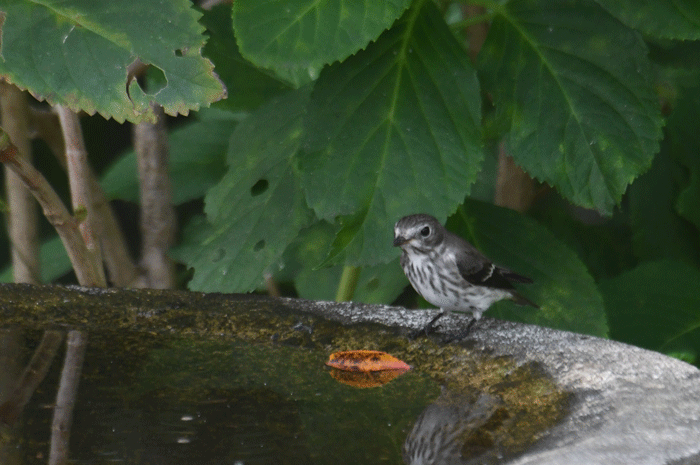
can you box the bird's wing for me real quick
[446,232,534,289]
[455,248,516,290]
[497,268,533,284]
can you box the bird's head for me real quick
[393,214,444,250]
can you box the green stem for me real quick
[335,265,361,302]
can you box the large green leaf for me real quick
[600,260,700,360]
[595,0,700,40]
[478,0,663,214]
[667,85,700,232]
[232,0,412,87]
[529,195,635,281]
[179,88,314,292]
[201,4,290,111]
[300,0,482,266]
[0,0,225,122]
[101,108,240,205]
[628,143,699,263]
[447,199,607,337]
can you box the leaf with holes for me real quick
[180,88,314,292]
[0,0,225,122]
[299,0,482,266]
[478,0,662,214]
[232,0,412,87]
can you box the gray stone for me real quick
[289,299,700,465]
[0,283,698,464]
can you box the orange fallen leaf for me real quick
[328,367,407,388]
[326,350,412,372]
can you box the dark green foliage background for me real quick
[1,0,699,365]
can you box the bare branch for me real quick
[0,83,40,283]
[56,106,107,287]
[89,174,139,286]
[462,5,489,63]
[135,103,176,289]
[0,330,64,426]
[494,143,536,213]
[48,330,87,465]
[29,107,138,286]
[0,130,102,286]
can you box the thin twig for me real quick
[0,82,40,283]
[48,330,87,465]
[0,130,102,286]
[88,174,139,286]
[0,331,64,426]
[56,106,107,286]
[28,107,138,286]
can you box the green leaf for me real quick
[101,108,240,205]
[447,199,607,337]
[677,162,700,231]
[180,88,314,292]
[600,260,700,359]
[281,221,407,303]
[595,0,700,40]
[300,0,482,266]
[478,0,663,214]
[529,195,635,281]
[169,213,214,272]
[200,3,290,111]
[232,0,412,87]
[0,0,225,123]
[667,85,700,232]
[0,236,71,283]
[628,142,699,263]
[647,40,700,71]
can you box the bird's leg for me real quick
[449,312,481,341]
[409,310,446,339]
[425,310,447,334]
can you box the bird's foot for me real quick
[408,311,446,339]
[445,317,478,342]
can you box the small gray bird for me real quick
[393,213,537,334]
[403,388,504,464]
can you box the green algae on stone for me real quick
[0,283,569,463]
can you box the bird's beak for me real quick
[393,235,407,247]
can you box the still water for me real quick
[1,329,439,464]
[0,286,566,464]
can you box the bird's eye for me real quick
[420,226,431,237]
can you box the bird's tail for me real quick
[510,291,539,309]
